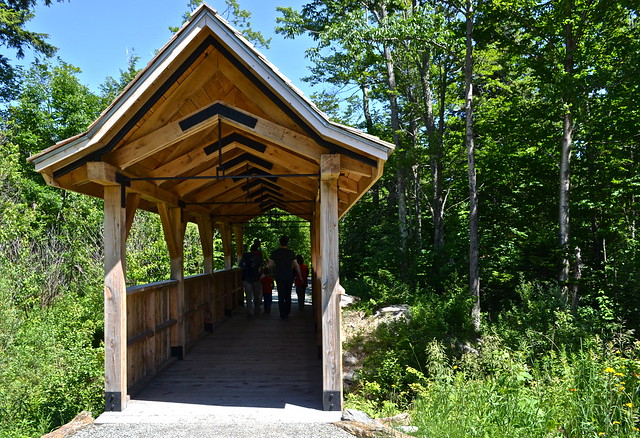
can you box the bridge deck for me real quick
[96,294,341,424]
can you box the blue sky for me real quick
[22,1,316,96]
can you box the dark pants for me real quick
[263,293,272,312]
[296,285,306,309]
[276,276,293,318]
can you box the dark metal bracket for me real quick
[104,391,122,412]
[323,390,341,411]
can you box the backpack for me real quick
[240,251,261,282]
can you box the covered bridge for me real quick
[28,4,393,412]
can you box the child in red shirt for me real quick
[260,268,274,314]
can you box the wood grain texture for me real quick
[133,294,324,410]
[104,186,128,410]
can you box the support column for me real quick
[320,154,342,411]
[124,193,140,240]
[103,186,127,411]
[217,220,234,316]
[197,215,214,274]
[159,204,186,360]
[218,221,233,269]
[198,215,215,332]
[311,199,322,350]
[233,223,244,265]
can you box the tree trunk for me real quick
[378,4,407,279]
[418,50,445,255]
[465,0,480,333]
[572,246,582,313]
[559,2,576,302]
[362,82,380,213]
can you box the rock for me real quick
[457,342,479,355]
[334,420,414,438]
[344,352,359,366]
[341,294,361,308]
[342,408,375,423]
[41,411,94,438]
[377,413,412,427]
[343,369,358,385]
[396,425,419,433]
[374,304,411,321]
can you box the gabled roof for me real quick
[28,3,394,223]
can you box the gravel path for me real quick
[72,421,354,437]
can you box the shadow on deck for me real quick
[96,294,340,424]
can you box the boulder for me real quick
[41,411,94,438]
[342,408,375,423]
[374,304,411,321]
[341,294,361,308]
[337,410,415,438]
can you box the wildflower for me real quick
[604,367,616,373]
[569,388,576,392]
[612,421,620,425]
[615,372,625,377]
[624,402,633,408]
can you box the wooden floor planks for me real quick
[133,294,324,410]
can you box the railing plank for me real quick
[126,268,242,393]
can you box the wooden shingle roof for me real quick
[28,3,394,223]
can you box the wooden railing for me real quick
[126,268,242,394]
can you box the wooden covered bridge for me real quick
[28,4,393,413]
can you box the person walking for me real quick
[268,235,301,320]
[239,242,262,316]
[295,254,309,310]
[260,267,274,314]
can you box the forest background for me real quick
[0,0,639,437]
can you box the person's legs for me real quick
[276,277,292,319]
[243,280,254,315]
[296,285,306,310]
[283,282,292,318]
[263,293,272,313]
[251,281,261,315]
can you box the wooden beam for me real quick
[104,112,221,170]
[124,193,140,240]
[311,203,322,351]
[234,140,318,175]
[149,129,219,179]
[320,154,342,411]
[217,221,233,270]
[103,186,127,411]
[340,155,372,178]
[197,215,214,274]
[158,204,186,359]
[232,224,243,265]
[171,148,244,197]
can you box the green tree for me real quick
[171,0,271,49]
[0,0,64,101]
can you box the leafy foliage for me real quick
[0,0,639,436]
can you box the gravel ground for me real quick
[72,422,355,438]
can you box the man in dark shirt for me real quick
[268,235,302,319]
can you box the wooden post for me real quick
[198,215,215,331]
[197,215,214,274]
[159,204,186,360]
[217,221,233,269]
[124,193,140,240]
[103,186,127,411]
[217,221,233,316]
[320,154,342,411]
[311,199,322,351]
[232,223,244,265]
